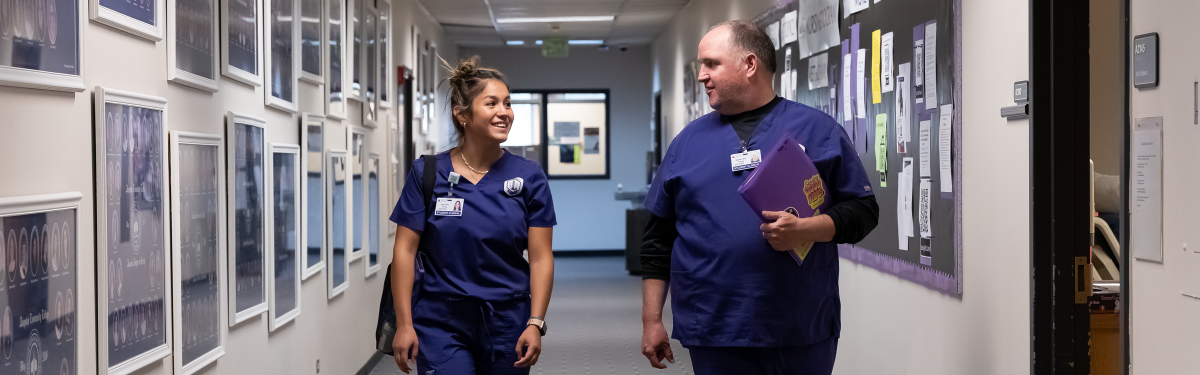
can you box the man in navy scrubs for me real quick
[639,21,879,375]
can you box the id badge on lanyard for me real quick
[435,172,465,217]
[731,149,762,172]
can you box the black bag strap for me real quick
[422,155,437,213]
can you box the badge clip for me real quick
[447,172,461,197]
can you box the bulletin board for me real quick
[753,0,963,297]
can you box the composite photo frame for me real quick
[364,153,381,276]
[94,87,172,375]
[361,3,377,128]
[221,0,263,86]
[298,0,324,83]
[264,0,299,113]
[348,0,362,101]
[346,126,367,261]
[167,0,220,92]
[0,0,85,92]
[301,113,327,279]
[267,143,302,331]
[168,131,227,375]
[0,192,83,375]
[90,0,164,41]
[226,112,269,325]
[324,0,347,119]
[377,0,391,109]
[327,150,350,298]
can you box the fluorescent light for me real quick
[506,40,525,45]
[496,16,615,24]
[535,40,543,45]
[568,40,604,45]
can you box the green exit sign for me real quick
[542,37,568,58]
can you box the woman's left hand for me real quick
[513,325,542,368]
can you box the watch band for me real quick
[527,317,546,336]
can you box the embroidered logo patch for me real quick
[503,177,525,196]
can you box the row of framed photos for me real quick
[89,86,388,375]
[0,0,395,127]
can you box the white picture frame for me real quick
[221,0,264,86]
[346,125,367,261]
[168,131,227,375]
[0,0,86,92]
[226,111,270,326]
[90,0,165,41]
[364,152,382,276]
[360,3,378,128]
[297,0,324,83]
[327,149,351,298]
[377,0,392,109]
[0,192,83,375]
[347,0,361,101]
[95,86,173,375]
[301,113,327,279]
[263,0,300,113]
[323,0,347,120]
[166,0,220,92]
[267,143,303,331]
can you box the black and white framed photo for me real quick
[327,150,350,298]
[90,0,164,40]
[348,0,361,101]
[377,0,391,109]
[166,0,219,92]
[297,0,322,83]
[94,87,172,375]
[361,3,377,128]
[0,192,82,375]
[221,0,263,86]
[346,126,366,261]
[263,0,298,112]
[168,132,226,375]
[323,0,346,119]
[364,153,381,276]
[267,143,302,331]
[0,0,85,92]
[225,112,268,325]
[300,113,326,279]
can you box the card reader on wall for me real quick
[1001,80,1030,120]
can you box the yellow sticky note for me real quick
[871,30,882,104]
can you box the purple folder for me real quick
[738,136,832,265]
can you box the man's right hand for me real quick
[641,321,675,369]
[392,326,419,373]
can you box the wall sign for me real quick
[1133,32,1158,89]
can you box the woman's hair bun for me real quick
[447,57,482,89]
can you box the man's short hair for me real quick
[711,20,777,75]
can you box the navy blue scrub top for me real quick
[391,151,557,301]
[644,99,874,348]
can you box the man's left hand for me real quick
[760,211,833,251]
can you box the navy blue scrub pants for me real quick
[687,336,838,375]
[413,295,531,375]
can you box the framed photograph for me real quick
[364,153,381,276]
[0,192,82,375]
[348,0,361,101]
[300,113,326,279]
[168,132,226,375]
[327,150,350,298]
[221,0,263,86]
[90,0,163,40]
[360,3,377,128]
[264,0,299,112]
[323,0,346,119]
[0,0,85,92]
[267,143,302,331]
[225,112,268,325]
[297,0,322,83]
[387,114,402,235]
[167,0,220,92]
[410,26,420,97]
[94,87,172,375]
[377,0,391,109]
[346,126,366,261]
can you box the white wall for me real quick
[0,0,454,374]
[650,0,1031,373]
[1129,1,1200,373]
[458,46,654,251]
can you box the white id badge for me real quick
[730,150,762,172]
[434,198,465,217]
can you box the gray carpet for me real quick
[370,255,694,375]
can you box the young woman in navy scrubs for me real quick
[388,57,556,374]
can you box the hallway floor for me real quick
[370,255,695,375]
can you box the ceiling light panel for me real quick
[495,16,615,23]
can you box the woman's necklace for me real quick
[461,150,492,175]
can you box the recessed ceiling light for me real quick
[535,40,544,45]
[506,40,525,45]
[495,16,615,24]
[567,40,604,45]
